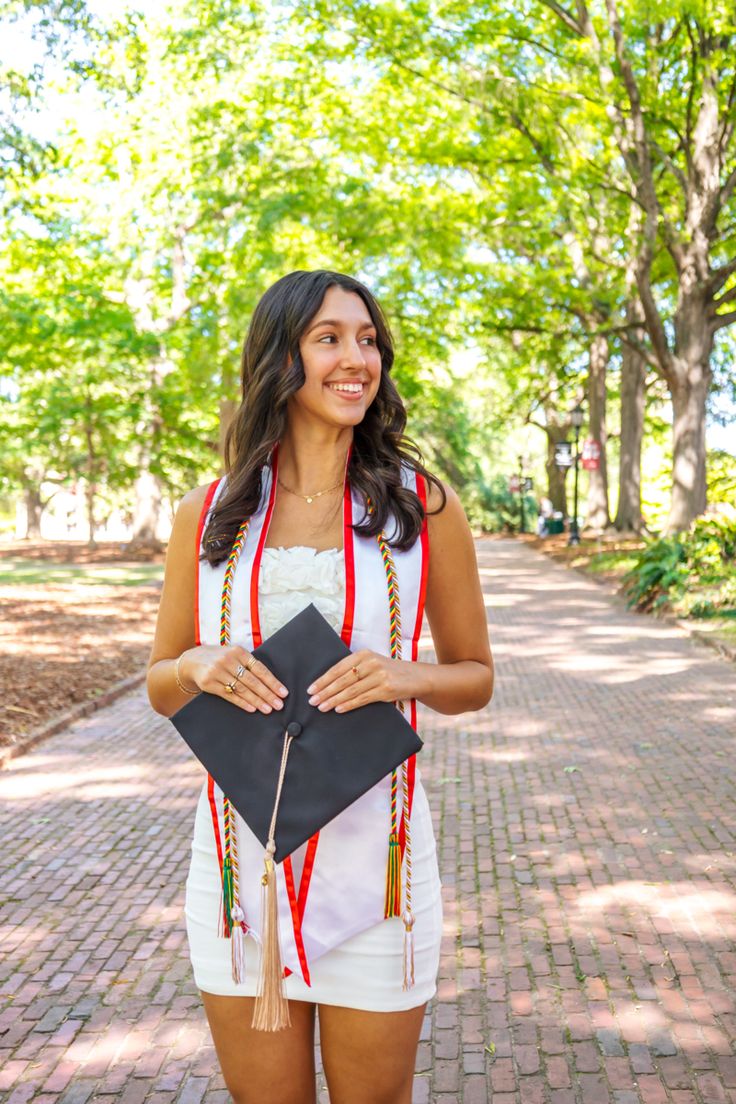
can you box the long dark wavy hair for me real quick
[201,269,446,566]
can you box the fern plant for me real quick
[622,536,689,612]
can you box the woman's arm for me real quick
[411,479,493,714]
[147,485,211,717]
[307,479,494,717]
[146,485,288,718]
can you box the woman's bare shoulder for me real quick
[423,475,465,531]
[181,481,216,510]
[172,480,220,536]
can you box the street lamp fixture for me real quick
[568,403,584,546]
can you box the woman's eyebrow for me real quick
[306,318,376,334]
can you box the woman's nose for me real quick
[340,338,367,366]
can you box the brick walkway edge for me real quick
[1,537,735,1103]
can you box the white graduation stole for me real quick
[195,445,429,983]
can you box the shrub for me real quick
[622,511,736,613]
[622,536,689,611]
[463,476,537,533]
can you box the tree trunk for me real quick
[84,399,97,548]
[544,421,570,514]
[130,466,164,543]
[585,333,610,531]
[129,353,168,547]
[614,303,646,532]
[219,397,237,466]
[125,245,187,548]
[22,485,43,539]
[664,284,713,533]
[85,480,97,547]
[666,364,711,533]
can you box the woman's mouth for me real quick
[325,381,366,401]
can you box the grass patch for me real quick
[0,559,164,586]
[584,550,642,576]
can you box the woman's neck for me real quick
[276,428,352,494]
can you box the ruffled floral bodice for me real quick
[259,545,345,641]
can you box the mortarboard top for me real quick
[170,603,423,864]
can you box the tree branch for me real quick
[609,326,662,372]
[481,321,560,335]
[649,138,688,194]
[635,244,675,377]
[538,0,584,36]
[720,165,736,211]
[713,284,736,308]
[603,0,683,265]
[683,15,697,176]
[712,308,736,332]
[706,255,736,295]
[718,72,736,158]
[509,111,556,175]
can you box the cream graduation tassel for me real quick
[251,720,301,1031]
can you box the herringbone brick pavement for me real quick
[1,537,734,1103]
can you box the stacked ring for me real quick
[225,655,256,694]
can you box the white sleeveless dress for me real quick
[184,545,443,1011]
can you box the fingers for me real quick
[307,651,370,703]
[327,680,384,714]
[216,648,289,715]
[309,651,395,714]
[233,648,289,702]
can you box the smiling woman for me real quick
[146,269,494,1104]
[194,270,437,564]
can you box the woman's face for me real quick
[290,285,383,429]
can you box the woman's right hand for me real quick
[178,645,289,714]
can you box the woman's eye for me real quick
[317,334,376,345]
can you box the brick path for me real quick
[1,536,735,1104]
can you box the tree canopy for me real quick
[1,0,734,541]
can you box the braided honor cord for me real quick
[218,517,251,982]
[368,497,415,990]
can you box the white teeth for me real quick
[329,383,363,393]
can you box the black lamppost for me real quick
[517,454,526,533]
[568,403,585,546]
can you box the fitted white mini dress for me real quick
[184,544,443,1011]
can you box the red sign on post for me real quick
[581,438,601,471]
[509,475,521,493]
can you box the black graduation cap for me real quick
[170,603,423,864]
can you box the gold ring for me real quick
[245,655,257,672]
[351,665,360,680]
[225,679,237,694]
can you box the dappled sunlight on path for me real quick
[0,536,734,1102]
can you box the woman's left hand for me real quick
[307,649,411,714]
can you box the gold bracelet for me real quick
[175,653,200,696]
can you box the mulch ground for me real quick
[0,542,163,751]
[516,530,645,584]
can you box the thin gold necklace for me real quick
[277,475,344,504]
